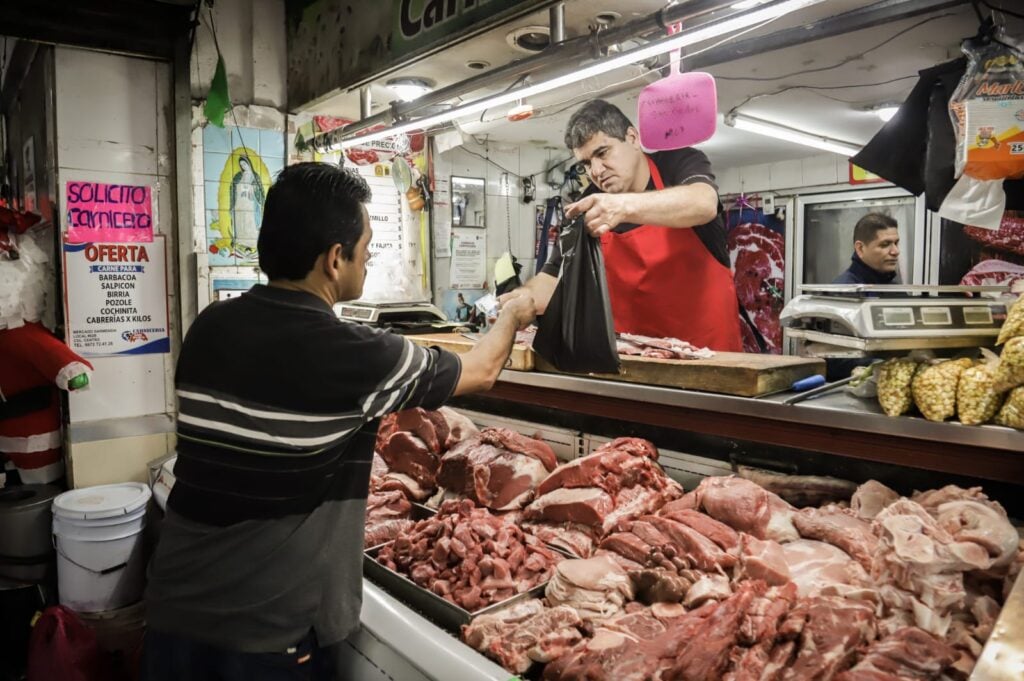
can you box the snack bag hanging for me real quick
[949,34,1024,182]
[912,358,974,422]
[942,32,1024,229]
[957,361,1004,425]
[876,358,920,417]
[995,385,1024,428]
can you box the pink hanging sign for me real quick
[65,181,153,243]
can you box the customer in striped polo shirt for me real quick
[142,163,535,680]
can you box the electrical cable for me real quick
[728,74,920,113]
[714,14,955,82]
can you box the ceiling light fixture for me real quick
[724,113,861,157]
[334,0,829,150]
[873,105,900,122]
[386,78,433,103]
[731,0,766,8]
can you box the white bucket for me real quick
[52,483,151,613]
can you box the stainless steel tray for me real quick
[972,568,1024,680]
[363,544,550,633]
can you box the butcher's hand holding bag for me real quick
[533,216,620,374]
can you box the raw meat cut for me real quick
[782,540,874,600]
[737,466,857,508]
[779,596,877,680]
[477,427,558,471]
[629,568,693,604]
[851,480,900,520]
[686,476,799,542]
[874,500,994,574]
[663,581,764,681]
[911,484,990,511]
[616,333,715,359]
[793,505,879,570]
[522,522,596,558]
[729,222,786,353]
[684,573,733,608]
[657,507,740,551]
[438,406,479,444]
[462,601,584,674]
[527,438,681,535]
[439,430,555,511]
[376,499,562,611]
[737,535,791,586]
[364,518,413,547]
[526,488,615,526]
[376,472,430,501]
[536,444,663,497]
[963,212,1024,256]
[933,499,1020,568]
[395,408,451,455]
[645,515,738,572]
[959,258,1024,287]
[835,626,956,680]
[545,555,635,621]
[377,431,438,489]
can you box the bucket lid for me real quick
[0,484,62,513]
[53,483,151,521]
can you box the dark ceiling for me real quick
[0,0,196,60]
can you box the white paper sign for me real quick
[62,235,169,356]
[432,177,452,258]
[450,229,486,289]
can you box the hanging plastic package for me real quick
[533,216,619,374]
[939,31,1024,229]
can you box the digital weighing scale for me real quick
[335,301,457,335]
[781,284,1013,355]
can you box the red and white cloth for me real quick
[0,322,92,484]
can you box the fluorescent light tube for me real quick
[335,0,829,149]
[725,113,861,157]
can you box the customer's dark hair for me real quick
[257,162,372,280]
[564,99,634,150]
[853,212,898,245]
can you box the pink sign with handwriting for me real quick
[66,181,153,243]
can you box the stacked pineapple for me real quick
[875,293,1024,428]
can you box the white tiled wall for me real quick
[716,152,857,195]
[433,139,568,300]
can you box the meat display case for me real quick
[338,373,1024,680]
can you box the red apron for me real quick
[600,156,743,351]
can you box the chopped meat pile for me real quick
[438,427,557,511]
[376,498,563,612]
[617,333,715,360]
[525,438,683,537]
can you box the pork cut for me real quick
[782,539,874,600]
[835,626,956,680]
[851,480,900,520]
[729,222,785,353]
[545,555,635,622]
[959,258,1024,287]
[778,596,877,681]
[963,212,1024,256]
[686,476,799,542]
[793,505,879,571]
[522,521,596,558]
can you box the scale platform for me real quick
[336,301,450,333]
[781,284,1012,354]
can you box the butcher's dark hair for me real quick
[853,213,898,245]
[258,162,372,280]
[564,99,635,150]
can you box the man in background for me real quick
[833,213,901,285]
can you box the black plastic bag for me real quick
[533,215,619,373]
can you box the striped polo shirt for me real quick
[145,284,461,652]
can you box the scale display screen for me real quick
[881,308,914,326]
[340,306,374,320]
[869,303,1006,332]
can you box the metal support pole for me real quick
[549,3,566,44]
[359,86,372,120]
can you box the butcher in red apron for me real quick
[504,99,743,352]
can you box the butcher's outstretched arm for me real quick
[566,183,718,236]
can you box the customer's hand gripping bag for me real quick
[534,216,620,374]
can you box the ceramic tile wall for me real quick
[716,152,856,195]
[201,124,287,266]
[433,139,568,304]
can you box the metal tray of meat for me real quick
[364,503,437,553]
[363,544,550,633]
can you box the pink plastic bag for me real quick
[27,606,105,681]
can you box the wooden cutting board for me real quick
[535,352,825,397]
[406,333,535,371]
